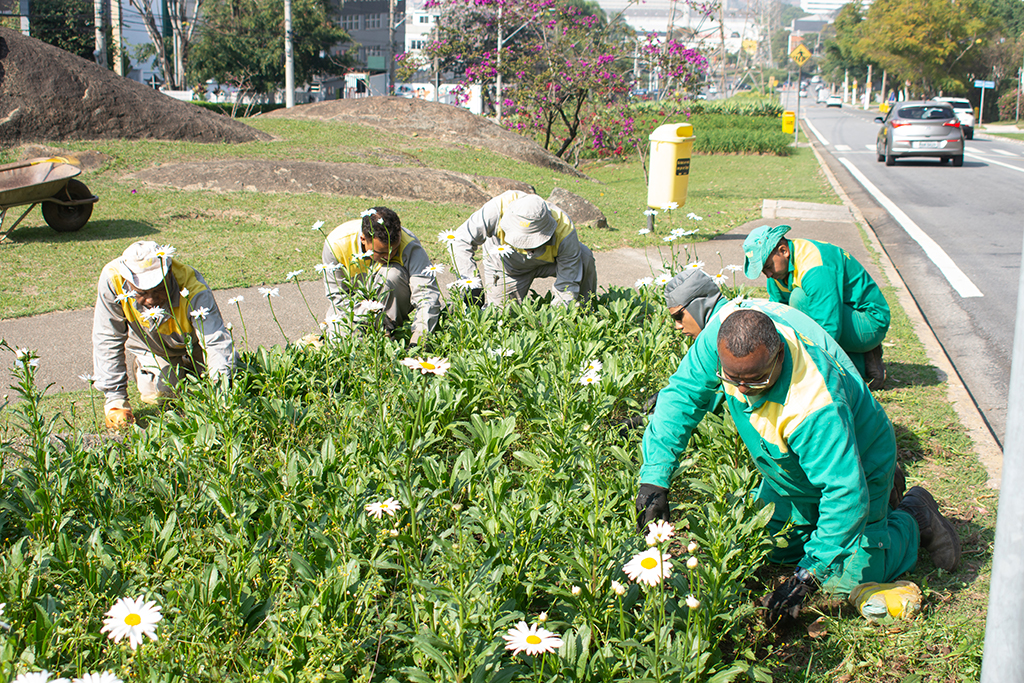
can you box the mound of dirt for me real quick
[126,159,534,205]
[264,96,588,178]
[0,28,270,146]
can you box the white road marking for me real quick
[964,151,1024,173]
[994,149,1020,157]
[801,117,829,147]
[865,144,875,151]
[837,158,984,298]
[834,144,852,151]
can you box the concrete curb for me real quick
[804,123,1004,489]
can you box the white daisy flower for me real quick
[686,261,704,270]
[654,273,672,285]
[643,208,658,216]
[712,272,729,286]
[364,497,402,519]
[141,307,165,323]
[634,277,653,289]
[580,359,603,374]
[623,548,673,587]
[258,287,280,298]
[687,212,703,221]
[670,228,687,238]
[645,520,675,546]
[153,244,176,258]
[14,358,40,370]
[399,357,451,376]
[447,277,482,291]
[100,595,162,650]
[227,296,244,305]
[178,288,189,298]
[314,263,327,274]
[115,291,137,302]
[73,672,124,683]
[638,228,651,235]
[437,231,458,243]
[686,556,698,569]
[488,348,514,358]
[79,373,95,383]
[358,300,386,312]
[286,270,304,281]
[494,244,513,255]
[189,307,210,320]
[352,251,373,262]
[502,621,564,656]
[662,235,677,242]
[611,580,627,596]
[725,264,743,272]
[14,348,29,359]
[685,594,700,610]
[421,263,446,277]
[311,220,325,231]
[662,202,679,210]
[578,371,600,386]
[360,209,375,218]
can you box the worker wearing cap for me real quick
[92,241,236,429]
[636,303,959,622]
[450,191,597,305]
[742,224,890,390]
[322,206,440,345]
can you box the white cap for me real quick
[499,195,557,250]
[115,241,171,290]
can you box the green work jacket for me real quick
[640,299,896,582]
[768,238,890,343]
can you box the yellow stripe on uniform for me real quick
[788,239,825,291]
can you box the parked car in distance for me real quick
[933,96,975,139]
[874,100,964,167]
[826,94,842,108]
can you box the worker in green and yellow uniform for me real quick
[635,302,959,622]
[451,191,596,306]
[93,241,236,429]
[322,206,440,345]
[742,224,890,390]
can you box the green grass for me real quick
[0,117,834,318]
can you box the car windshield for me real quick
[948,102,971,110]
[898,106,954,120]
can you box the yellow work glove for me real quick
[848,581,922,620]
[104,400,135,430]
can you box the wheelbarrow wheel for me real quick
[43,179,93,232]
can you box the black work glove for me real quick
[762,568,817,624]
[635,483,670,535]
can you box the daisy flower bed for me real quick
[0,288,775,682]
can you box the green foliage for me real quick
[28,0,96,60]
[0,293,779,681]
[188,0,351,95]
[997,86,1023,120]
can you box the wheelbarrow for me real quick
[0,157,99,242]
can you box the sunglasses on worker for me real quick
[716,350,782,389]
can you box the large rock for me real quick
[548,188,608,229]
[0,28,270,146]
[264,97,590,179]
[125,159,535,205]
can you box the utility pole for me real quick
[110,0,123,75]
[864,64,872,110]
[284,0,295,107]
[387,0,396,95]
[94,0,107,68]
[719,3,727,95]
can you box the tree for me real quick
[189,0,350,96]
[820,3,873,84]
[127,0,204,89]
[854,0,996,96]
[29,0,96,60]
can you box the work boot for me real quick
[897,486,961,571]
[864,345,886,391]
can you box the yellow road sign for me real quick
[790,44,812,66]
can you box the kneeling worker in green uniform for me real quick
[742,224,890,390]
[635,303,959,622]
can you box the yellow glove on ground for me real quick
[849,581,922,620]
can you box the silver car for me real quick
[875,101,965,167]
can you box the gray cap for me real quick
[499,194,557,250]
[115,241,171,290]
[664,269,725,331]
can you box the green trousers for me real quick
[757,480,919,595]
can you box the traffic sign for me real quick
[790,44,812,66]
[974,79,995,89]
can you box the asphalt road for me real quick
[790,90,1022,445]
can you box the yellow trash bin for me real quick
[782,111,795,134]
[647,123,695,209]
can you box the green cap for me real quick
[742,224,791,279]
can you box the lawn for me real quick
[0,109,992,682]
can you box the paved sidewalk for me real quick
[0,202,870,397]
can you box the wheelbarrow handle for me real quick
[0,156,75,173]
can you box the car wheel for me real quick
[885,143,895,166]
[952,154,964,167]
[877,147,885,162]
[940,156,950,164]
[965,127,974,140]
